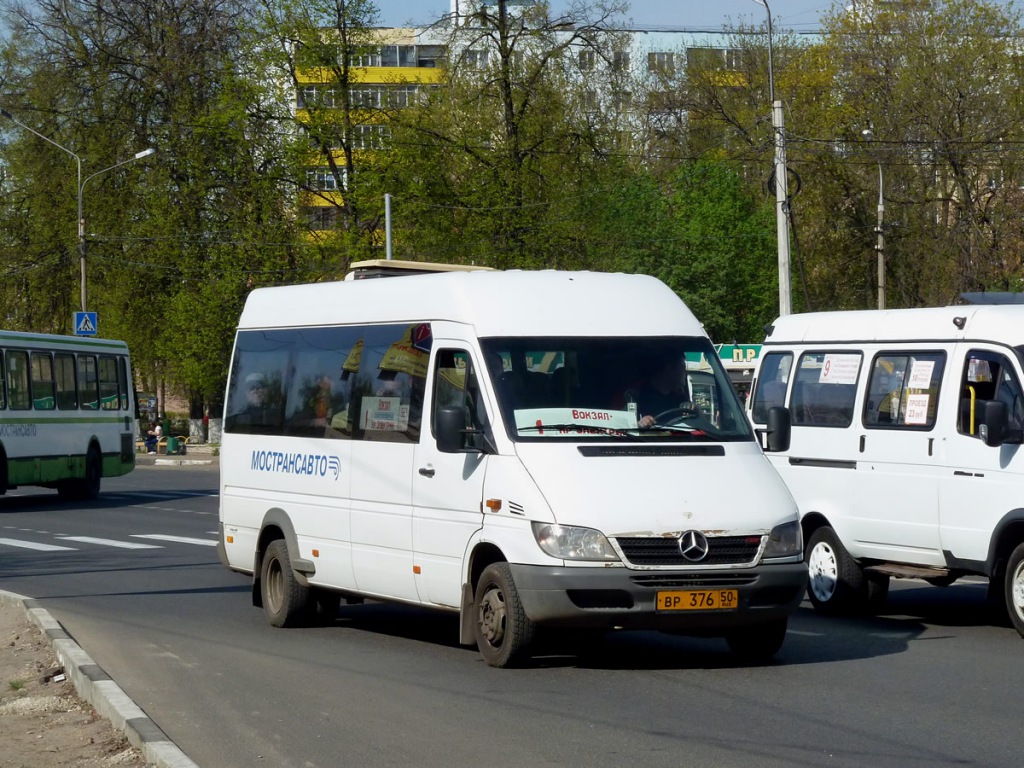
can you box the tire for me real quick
[805,526,871,615]
[81,445,102,500]
[725,618,788,663]
[58,446,102,501]
[474,562,535,668]
[1004,542,1024,638]
[260,539,310,628]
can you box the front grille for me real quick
[630,573,759,589]
[615,535,762,566]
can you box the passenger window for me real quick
[98,356,119,410]
[55,353,77,410]
[750,352,792,424]
[7,350,30,410]
[78,355,99,410]
[791,352,861,427]
[30,352,56,410]
[863,352,945,429]
[959,352,1024,437]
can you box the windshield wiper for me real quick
[517,423,643,440]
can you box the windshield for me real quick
[480,336,754,442]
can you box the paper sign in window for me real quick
[819,354,860,385]
[904,393,930,425]
[908,360,935,390]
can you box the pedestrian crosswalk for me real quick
[0,531,218,551]
[0,489,220,553]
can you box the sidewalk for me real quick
[135,443,219,469]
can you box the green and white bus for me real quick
[0,331,136,499]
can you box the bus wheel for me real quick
[261,539,310,628]
[1005,543,1024,638]
[725,617,788,663]
[81,445,101,500]
[473,563,534,668]
[806,526,867,615]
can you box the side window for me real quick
[99,356,119,410]
[0,351,5,409]
[118,357,130,410]
[224,322,429,442]
[432,349,489,450]
[30,352,56,410]
[78,355,99,410]
[791,352,861,427]
[55,353,78,410]
[348,323,429,444]
[959,351,1024,437]
[750,352,792,424]
[7,350,30,410]
[863,352,945,429]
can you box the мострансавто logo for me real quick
[250,450,341,480]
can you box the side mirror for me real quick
[764,406,792,452]
[979,400,1009,447]
[436,406,468,453]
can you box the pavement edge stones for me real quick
[0,590,200,768]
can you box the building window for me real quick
[578,49,597,71]
[612,51,631,71]
[307,168,347,192]
[298,84,342,109]
[463,49,489,69]
[580,90,599,111]
[647,51,674,74]
[351,124,391,150]
[349,51,382,67]
[303,206,339,230]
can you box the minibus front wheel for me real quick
[805,526,884,615]
[1005,542,1024,638]
[474,563,535,668]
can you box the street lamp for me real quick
[752,0,792,317]
[0,108,155,313]
[861,128,885,310]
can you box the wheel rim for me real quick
[266,557,284,613]
[807,541,838,603]
[478,582,507,649]
[1012,560,1024,621]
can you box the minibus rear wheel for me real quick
[474,563,535,668]
[261,539,310,628]
[1005,542,1024,638]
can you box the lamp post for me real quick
[0,108,155,313]
[861,128,885,310]
[752,0,792,317]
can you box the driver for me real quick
[628,355,693,428]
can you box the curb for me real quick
[0,590,199,768]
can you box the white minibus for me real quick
[217,270,805,667]
[0,330,136,498]
[747,305,1024,639]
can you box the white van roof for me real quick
[765,305,1024,345]
[239,270,704,338]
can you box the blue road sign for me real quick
[74,311,98,337]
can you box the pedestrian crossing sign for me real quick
[74,311,98,337]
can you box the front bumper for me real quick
[509,561,807,633]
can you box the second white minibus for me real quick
[218,269,805,667]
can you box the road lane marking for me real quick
[131,534,217,547]
[56,536,162,549]
[0,538,76,551]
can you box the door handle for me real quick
[418,466,435,478]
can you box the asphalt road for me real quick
[1,465,1021,768]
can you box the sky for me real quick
[374,1,844,32]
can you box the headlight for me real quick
[532,522,620,561]
[762,520,803,559]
